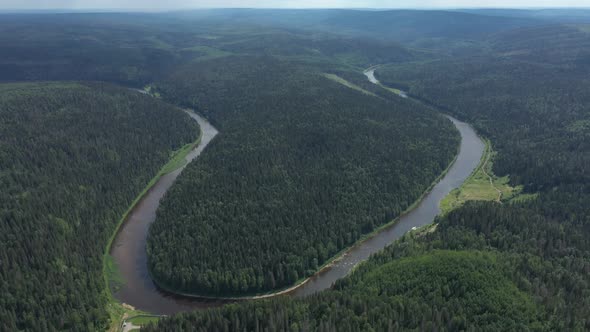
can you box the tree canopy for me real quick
[147,56,459,295]
[0,82,198,331]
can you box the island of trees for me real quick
[147,56,460,295]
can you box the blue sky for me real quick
[2,0,590,10]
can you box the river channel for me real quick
[111,75,484,314]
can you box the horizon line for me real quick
[2,6,590,13]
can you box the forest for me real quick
[146,12,590,332]
[0,82,198,331]
[146,56,459,295]
[144,201,590,331]
[0,11,461,330]
[2,8,590,332]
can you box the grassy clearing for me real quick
[440,140,523,214]
[377,83,408,98]
[128,315,162,325]
[103,114,202,332]
[106,304,159,332]
[366,67,408,98]
[379,84,408,98]
[160,141,197,174]
[105,255,124,294]
[106,303,138,332]
[367,68,536,212]
[323,73,377,97]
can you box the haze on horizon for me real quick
[3,0,590,10]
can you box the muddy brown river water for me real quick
[111,80,484,314]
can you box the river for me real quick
[109,109,224,314]
[364,67,380,84]
[292,70,483,296]
[291,115,484,296]
[111,74,485,314]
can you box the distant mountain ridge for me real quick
[173,9,543,41]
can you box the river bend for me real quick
[111,76,484,313]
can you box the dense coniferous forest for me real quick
[377,58,590,191]
[0,82,198,330]
[0,13,420,85]
[3,8,590,332]
[145,12,590,332]
[147,56,459,295]
[144,201,590,331]
[0,12,459,329]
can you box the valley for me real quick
[1,7,590,332]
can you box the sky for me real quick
[2,0,590,10]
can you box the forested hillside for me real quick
[145,200,590,331]
[489,24,590,65]
[145,18,590,332]
[0,12,419,84]
[185,9,540,42]
[364,26,590,329]
[375,42,590,192]
[0,14,185,84]
[146,56,459,295]
[3,8,590,332]
[374,28,590,327]
[0,12,456,329]
[0,82,198,331]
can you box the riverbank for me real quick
[439,138,527,214]
[147,136,461,301]
[363,66,408,98]
[147,115,465,302]
[104,108,203,331]
[108,108,220,315]
[110,68,483,312]
[367,64,537,216]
